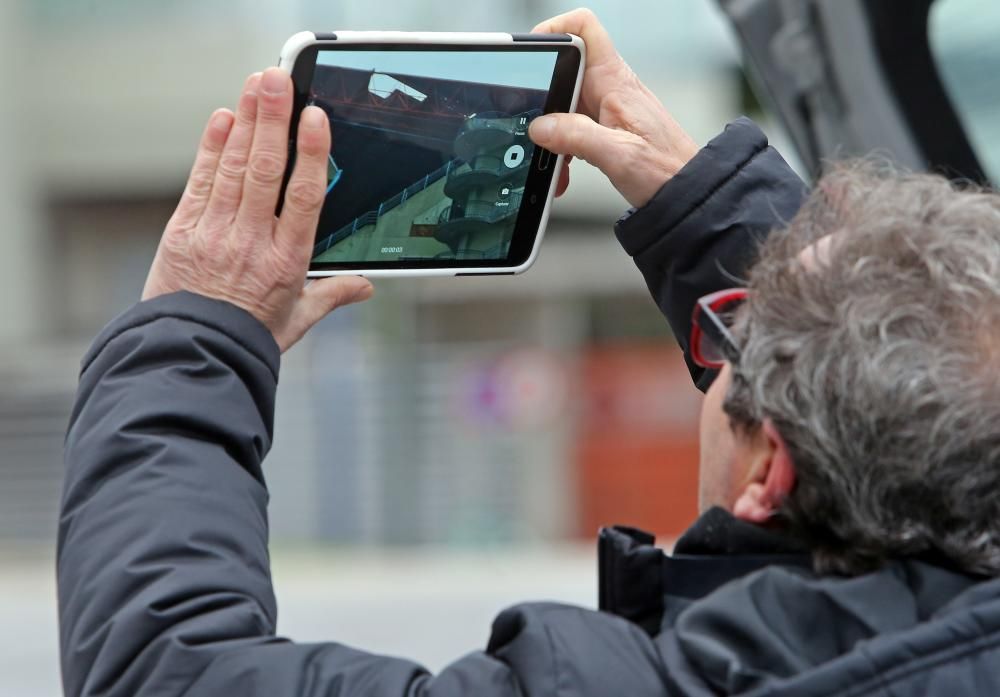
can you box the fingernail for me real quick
[211,109,234,131]
[301,106,326,130]
[353,281,374,302]
[261,67,289,96]
[245,72,263,95]
[529,115,556,142]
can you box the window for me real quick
[930,0,1000,181]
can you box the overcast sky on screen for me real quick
[316,49,558,90]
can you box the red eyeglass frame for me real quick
[690,288,748,369]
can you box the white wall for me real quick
[0,1,44,342]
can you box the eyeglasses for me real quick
[690,288,748,369]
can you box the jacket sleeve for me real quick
[614,117,808,391]
[58,292,667,697]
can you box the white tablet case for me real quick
[278,31,586,277]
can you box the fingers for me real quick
[529,113,629,176]
[555,160,571,197]
[236,67,294,233]
[532,8,619,67]
[275,105,331,251]
[170,109,234,226]
[203,72,261,224]
[277,276,374,352]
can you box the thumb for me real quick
[303,276,374,318]
[529,113,627,174]
[277,276,374,352]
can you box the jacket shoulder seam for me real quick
[540,620,565,697]
[833,627,1000,697]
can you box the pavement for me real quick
[0,543,598,696]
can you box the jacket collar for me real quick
[673,506,807,556]
[598,508,811,635]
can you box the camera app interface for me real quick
[308,49,558,264]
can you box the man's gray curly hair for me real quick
[724,160,1000,576]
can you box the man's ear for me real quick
[732,419,797,524]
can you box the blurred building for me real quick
[0,0,749,547]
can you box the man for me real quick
[58,9,1000,696]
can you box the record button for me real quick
[504,144,526,169]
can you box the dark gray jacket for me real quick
[59,119,1000,696]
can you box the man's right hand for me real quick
[529,9,699,209]
[143,68,373,354]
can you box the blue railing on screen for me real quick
[313,158,459,256]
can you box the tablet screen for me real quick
[295,46,569,269]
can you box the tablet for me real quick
[278,31,585,277]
